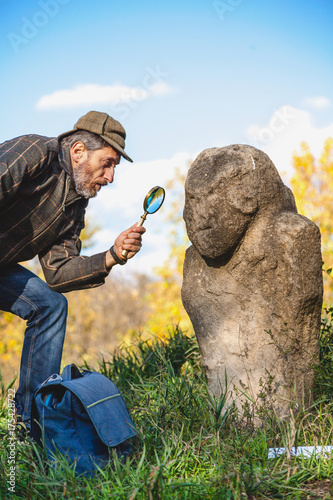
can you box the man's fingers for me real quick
[125,232,144,241]
[124,237,142,245]
[123,227,145,246]
[123,238,142,250]
[130,226,146,234]
[113,225,146,261]
[123,246,141,255]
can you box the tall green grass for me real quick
[1,323,333,499]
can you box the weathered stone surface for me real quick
[182,145,323,418]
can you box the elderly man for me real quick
[0,111,145,433]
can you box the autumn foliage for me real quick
[290,137,333,304]
[141,167,193,337]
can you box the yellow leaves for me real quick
[290,137,333,304]
[320,137,333,166]
[139,164,194,340]
[80,216,101,249]
[7,339,17,349]
[0,311,25,385]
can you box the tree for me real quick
[141,166,194,338]
[290,137,333,304]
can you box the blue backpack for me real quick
[31,364,136,476]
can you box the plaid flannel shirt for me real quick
[0,134,109,292]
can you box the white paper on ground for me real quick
[268,446,333,459]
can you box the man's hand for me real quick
[105,224,146,269]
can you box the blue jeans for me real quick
[0,264,67,425]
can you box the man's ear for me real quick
[70,141,87,164]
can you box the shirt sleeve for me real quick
[38,209,110,293]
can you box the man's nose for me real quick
[103,167,114,183]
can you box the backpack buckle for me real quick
[39,373,62,389]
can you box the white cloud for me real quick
[36,82,176,110]
[246,106,333,178]
[302,96,331,110]
[149,81,174,96]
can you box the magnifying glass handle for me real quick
[121,214,147,259]
[136,216,146,227]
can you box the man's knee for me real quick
[45,290,68,320]
[27,287,68,324]
[53,292,68,318]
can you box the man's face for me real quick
[72,145,120,199]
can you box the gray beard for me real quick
[73,164,96,199]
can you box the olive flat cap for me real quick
[58,110,133,162]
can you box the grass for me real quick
[1,320,333,499]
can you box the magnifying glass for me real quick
[121,186,165,259]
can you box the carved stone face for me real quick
[183,146,258,259]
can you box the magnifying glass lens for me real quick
[146,188,165,214]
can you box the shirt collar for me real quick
[58,142,72,176]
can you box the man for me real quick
[0,110,145,433]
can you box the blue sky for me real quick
[1,0,332,272]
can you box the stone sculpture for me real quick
[181,145,323,418]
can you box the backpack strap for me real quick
[61,371,136,447]
[31,364,81,442]
[61,364,83,381]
